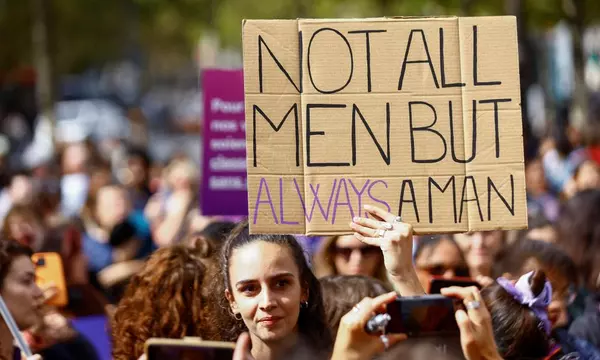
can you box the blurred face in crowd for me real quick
[1,255,44,329]
[96,186,131,229]
[455,231,504,276]
[127,155,148,188]
[9,175,34,205]
[5,213,45,252]
[226,241,307,345]
[414,237,470,290]
[525,159,547,195]
[167,161,196,191]
[332,235,382,277]
[527,225,558,244]
[575,160,600,192]
[62,143,89,174]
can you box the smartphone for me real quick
[145,339,235,360]
[428,277,481,294]
[385,295,460,337]
[32,252,68,307]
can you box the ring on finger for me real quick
[465,300,481,310]
[352,304,361,313]
[377,229,387,238]
[392,216,403,223]
[380,334,390,350]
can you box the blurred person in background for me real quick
[525,212,559,244]
[572,159,600,194]
[319,275,389,338]
[118,146,152,212]
[111,245,216,360]
[80,184,153,298]
[556,189,600,349]
[144,157,199,247]
[494,239,600,359]
[313,235,387,284]
[59,142,92,219]
[0,171,36,226]
[413,235,470,291]
[454,231,506,278]
[526,157,560,222]
[2,205,88,285]
[185,220,236,256]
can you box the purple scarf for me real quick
[496,271,553,335]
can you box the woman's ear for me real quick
[225,289,238,313]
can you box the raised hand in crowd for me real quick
[331,291,407,360]
[440,286,503,360]
[350,205,425,296]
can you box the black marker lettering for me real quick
[439,28,465,88]
[459,176,484,223]
[258,35,301,93]
[449,100,477,163]
[351,103,391,166]
[398,29,440,90]
[487,174,515,221]
[409,101,447,163]
[473,25,502,86]
[306,104,350,167]
[398,180,420,223]
[308,28,354,94]
[479,98,512,158]
[348,29,387,92]
[253,104,300,168]
[428,176,457,223]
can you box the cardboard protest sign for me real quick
[243,17,527,235]
[201,69,248,216]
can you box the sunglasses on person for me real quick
[417,263,471,278]
[333,245,380,260]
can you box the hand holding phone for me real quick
[384,295,461,337]
[32,253,68,307]
[440,287,503,360]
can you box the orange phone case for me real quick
[31,252,68,307]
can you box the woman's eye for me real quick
[241,285,257,294]
[275,279,289,288]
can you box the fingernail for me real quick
[385,223,393,229]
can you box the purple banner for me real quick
[200,69,248,216]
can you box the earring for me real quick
[234,313,242,320]
[301,301,309,309]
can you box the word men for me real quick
[243,17,527,235]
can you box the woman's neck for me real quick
[250,332,298,360]
[0,321,15,360]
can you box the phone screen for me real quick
[147,345,234,360]
[385,295,459,337]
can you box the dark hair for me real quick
[482,270,550,359]
[219,221,332,352]
[0,240,33,289]
[495,239,577,292]
[556,189,600,291]
[320,275,390,337]
[200,221,236,248]
[126,146,151,169]
[413,234,465,262]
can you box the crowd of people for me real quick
[0,105,598,360]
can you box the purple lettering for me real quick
[366,180,391,217]
[332,179,355,225]
[253,177,278,225]
[279,178,299,225]
[348,178,370,217]
[306,179,338,222]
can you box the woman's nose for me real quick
[259,289,277,310]
[348,249,363,265]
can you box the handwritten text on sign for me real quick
[243,17,527,235]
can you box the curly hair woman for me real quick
[111,245,214,360]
